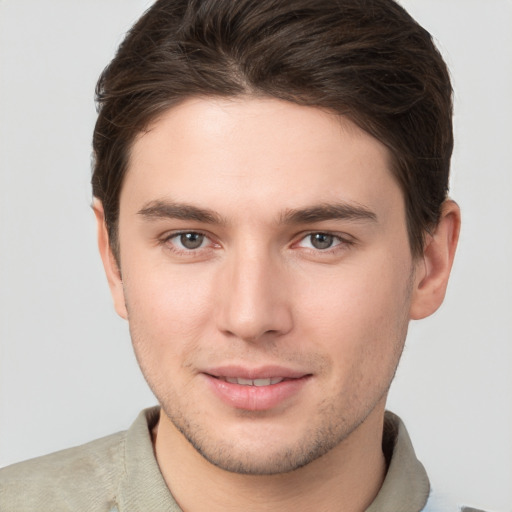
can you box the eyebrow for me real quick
[280,202,378,224]
[137,200,225,224]
[137,199,377,226]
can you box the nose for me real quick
[216,247,293,343]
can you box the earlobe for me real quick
[92,200,128,320]
[409,200,461,320]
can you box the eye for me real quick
[297,232,343,250]
[168,232,209,250]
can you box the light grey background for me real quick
[0,1,511,510]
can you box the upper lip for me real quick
[203,365,310,380]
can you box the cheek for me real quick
[300,266,411,413]
[297,250,413,368]
[122,263,216,362]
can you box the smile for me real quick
[203,370,311,411]
[219,377,285,386]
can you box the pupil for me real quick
[311,233,333,250]
[180,233,204,249]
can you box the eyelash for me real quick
[160,230,354,257]
[161,230,218,255]
[294,231,353,253]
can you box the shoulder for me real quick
[0,430,127,512]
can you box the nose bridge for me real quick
[216,241,292,341]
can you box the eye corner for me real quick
[291,231,356,256]
[159,230,221,257]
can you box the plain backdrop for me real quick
[0,1,511,510]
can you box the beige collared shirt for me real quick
[0,407,434,511]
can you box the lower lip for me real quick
[203,375,311,411]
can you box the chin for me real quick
[163,403,360,476]
[188,437,332,475]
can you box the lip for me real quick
[204,365,309,380]
[202,365,312,411]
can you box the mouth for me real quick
[202,368,312,411]
[215,376,289,386]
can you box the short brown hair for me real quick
[92,0,453,259]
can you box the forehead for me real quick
[123,97,401,220]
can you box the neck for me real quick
[153,408,387,512]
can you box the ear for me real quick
[92,200,128,320]
[409,199,461,320]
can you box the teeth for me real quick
[223,377,285,386]
[253,378,271,386]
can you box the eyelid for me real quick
[162,229,214,241]
[293,231,355,251]
[161,230,220,254]
[158,229,354,256]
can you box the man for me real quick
[1,0,482,510]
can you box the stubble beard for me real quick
[127,270,413,476]
[155,371,396,476]
[131,325,408,477]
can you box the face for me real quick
[110,97,420,474]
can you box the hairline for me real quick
[102,93,430,265]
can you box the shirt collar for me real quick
[365,411,430,512]
[117,407,180,512]
[117,408,429,512]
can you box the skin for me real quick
[95,97,460,512]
